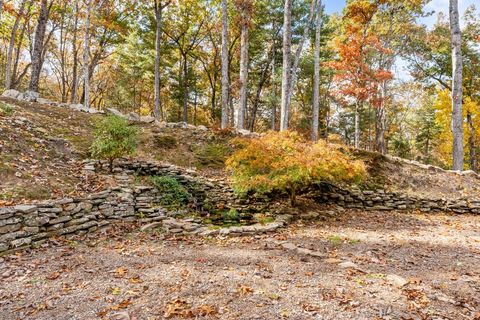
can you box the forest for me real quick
[0,0,479,170]
[0,1,480,319]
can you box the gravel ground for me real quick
[0,209,479,320]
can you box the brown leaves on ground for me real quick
[164,299,217,318]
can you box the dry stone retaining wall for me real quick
[308,183,480,214]
[2,158,479,255]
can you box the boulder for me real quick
[105,108,126,118]
[69,103,88,112]
[127,112,140,122]
[20,91,39,102]
[37,97,55,105]
[139,116,155,123]
[166,122,188,129]
[1,89,21,99]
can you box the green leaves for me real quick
[89,115,139,168]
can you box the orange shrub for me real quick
[226,131,366,205]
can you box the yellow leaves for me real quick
[226,131,366,199]
[434,89,480,169]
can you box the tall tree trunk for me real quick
[375,81,387,154]
[183,54,188,123]
[237,17,249,130]
[449,0,464,171]
[83,0,93,109]
[280,0,292,131]
[271,53,277,131]
[154,0,166,119]
[5,0,27,90]
[29,0,50,93]
[311,0,322,141]
[286,0,316,111]
[221,0,229,129]
[354,104,360,149]
[0,0,4,20]
[467,112,477,172]
[249,60,271,132]
[70,0,79,103]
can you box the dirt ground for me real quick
[0,209,479,320]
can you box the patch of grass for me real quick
[327,235,343,246]
[0,102,14,116]
[194,143,232,169]
[154,135,177,149]
[348,238,361,245]
[254,214,275,225]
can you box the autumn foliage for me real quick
[226,131,366,205]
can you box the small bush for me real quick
[154,135,177,149]
[226,131,366,206]
[150,176,192,207]
[89,115,138,171]
[222,209,240,222]
[0,102,14,116]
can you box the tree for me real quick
[280,0,292,131]
[449,0,464,171]
[153,0,171,119]
[235,0,252,130]
[29,0,53,93]
[221,0,229,128]
[226,131,365,206]
[5,0,28,90]
[311,0,322,141]
[329,0,392,149]
[90,115,139,172]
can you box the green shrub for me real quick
[154,135,177,149]
[222,209,240,222]
[226,131,366,206]
[89,115,138,172]
[150,176,192,208]
[0,102,14,116]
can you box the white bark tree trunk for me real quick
[70,0,79,103]
[286,0,316,111]
[449,0,464,171]
[5,0,27,90]
[311,0,322,141]
[280,0,292,131]
[221,0,229,129]
[237,17,249,130]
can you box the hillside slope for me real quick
[1,96,479,204]
[0,97,232,203]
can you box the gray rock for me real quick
[105,108,126,118]
[140,222,163,231]
[14,205,37,213]
[2,89,21,99]
[20,90,39,102]
[139,116,155,123]
[0,224,22,234]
